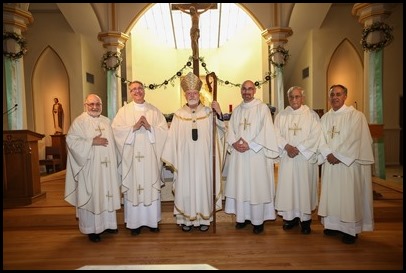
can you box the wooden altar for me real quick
[3,130,46,208]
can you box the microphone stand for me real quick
[3,104,18,115]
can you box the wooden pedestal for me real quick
[51,134,67,169]
[3,130,46,208]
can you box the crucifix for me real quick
[289,123,302,136]
[328,126,340,139]
[172,3,217,76]
[240,118,251,130]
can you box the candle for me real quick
[229,104,232,113]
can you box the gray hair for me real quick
[287,86,304,96]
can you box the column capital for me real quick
[261,27,293,46]
[97,31,130,51]
[352,3,396,25]
[3,4,34,33]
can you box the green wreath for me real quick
[269,46,289,68]
[3,31,28,60]
[361,22,393,52]
[101,51,123,71]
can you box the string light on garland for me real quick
[115,61,192,90]
[198,56,276,89]
[3,31,28,60]
[361,22,393,52]
[116,56,278,90]
[101,51,123,71]
[269,45,290,68]
[148,61,192,90]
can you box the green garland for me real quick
[361,22,393,52]
[116,56,277,90]
[3,31,28,60]
[101,51,123,71]
[269,46,290,68]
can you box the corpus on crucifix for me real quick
[172,3,217,76]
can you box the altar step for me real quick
[3,201,234,229]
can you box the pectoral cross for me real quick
[328,126,340,139]
[171,3,217,76]
[95,125,105,135]
[289,123,302,136]
[137,185,144,195]
[240,118,251,130]
[106,191,113,198]
[101,157,110,167]
[135,152,144,162]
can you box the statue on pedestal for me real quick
[52,98,64,135]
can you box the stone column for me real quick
[352,3,396,179]
[3,4,33,130]
[97,31,129,119]
[262,27,292,115]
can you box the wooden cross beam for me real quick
[171,3,217,12]
[171,3,217,76]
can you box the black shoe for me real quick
[199,225,209,232]
[253,224,264,234]
[235,220,250,229]
[131,228,141,236]
[105,229,118,234]
[342,233,358,244]
[88,233,101,242]
[323,229,340,236]
[300,220,312,235]
[181,225,192,232]
[149,227,160,233]
[282,217,299,230]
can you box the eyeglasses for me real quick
[86,103,102,107]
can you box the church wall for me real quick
[383,4,403,165]
[23,11,106,130]
[80,35,108,117]
[285,32,313,108]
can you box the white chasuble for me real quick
[225,99,279,204]
[112,101,168,206]
[274,105,322,217]
[318,105,374,234]
[161,103,226,225]
[65,112,121,214]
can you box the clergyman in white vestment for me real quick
[318,84,374,244]
[224,80,279,234]
[274,86,322,234]
[65,94,121,242]
[112,80,168,236]
[161,72,226,232]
